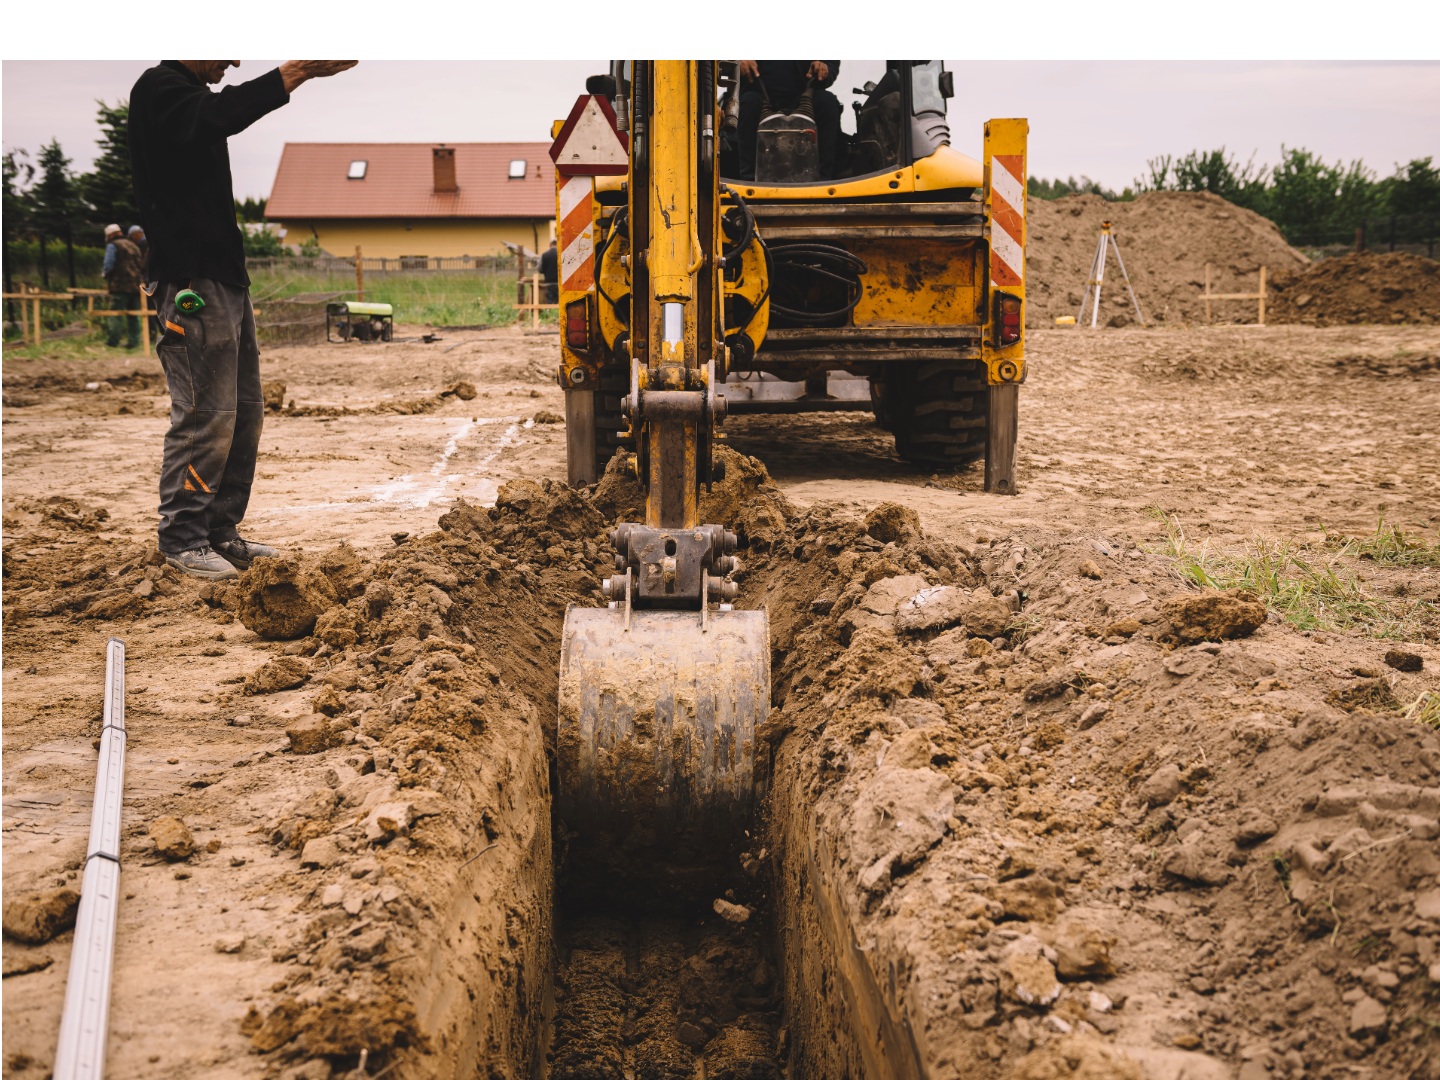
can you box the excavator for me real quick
[552,61,1026,882]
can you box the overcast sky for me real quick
[4,60,1437,204]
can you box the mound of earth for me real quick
[1025,191,1309,328]
[1268,251,1440,326]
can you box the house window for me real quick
[348,160,368,180]
[508,159,527,179]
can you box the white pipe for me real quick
[53,637,127,1080]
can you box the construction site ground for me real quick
[3,320,1440,1080]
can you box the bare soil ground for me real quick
[4,321,1439,1080]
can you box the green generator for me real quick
[327,301,394,342]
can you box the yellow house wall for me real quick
[275,218,557,259]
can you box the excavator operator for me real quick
[736,60,843,180]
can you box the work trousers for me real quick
[106,291,140,349]
[153,278,263,554]
[737,88,843,181]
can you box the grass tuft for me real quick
[1404,691,1440,731]
[1324,514,1440,569]
[1144,508,1437,641]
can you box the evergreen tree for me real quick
[79,101,138,232]
[3,149,36,309]
[32,139,79,235]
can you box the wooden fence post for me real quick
[1204,263,1212,326]
[355,246,364,303]
[532,273,541,330]
[1258,266,1266,327]
[34,293,42,346]
[138,290,150,354]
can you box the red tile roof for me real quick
[265,143,556,220]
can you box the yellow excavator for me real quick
[552,61,1026,873]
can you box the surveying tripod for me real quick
[1077,220,1146,328]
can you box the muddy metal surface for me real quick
[2,322,1439,1079]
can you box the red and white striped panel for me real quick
[989,153,1025,289]
[558,175,596,293]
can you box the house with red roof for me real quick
[264,142,556,259]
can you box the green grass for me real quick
[1144,508,1437,641]
[247,268,555,327]
[1324,514,1440,569]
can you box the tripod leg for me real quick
[1110,236,1146,327]
[1091,235,1108,328]
[1077,239,1101,325]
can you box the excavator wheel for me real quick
[557,605,769,898]
[877,357,990,466]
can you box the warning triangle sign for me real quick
[549,94,629,176]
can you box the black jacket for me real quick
[129,61,289,287]
[754,61,840,101]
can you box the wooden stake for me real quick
[34,295,42,346]
[1204,263,1212,326]
[1258,266,1266,327]
[138,290,150,354]
[355,246,364,303]
[532,273,541,330]
[984,383,1019,495]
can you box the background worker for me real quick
[736,60,842,181]
[101,223,143,349]
[540,238,558,304]
[127,224,149,267]
[129,58,356,580]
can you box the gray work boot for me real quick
[165,545,241,580]
[211,537,279,571]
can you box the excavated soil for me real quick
[5,320,1440,1080]
[1267,252,1440,328]
[1026,192,1311,329]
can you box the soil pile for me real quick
[1268,251,1440,326]
[1026,191,1310,328]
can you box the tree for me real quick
[79,101,138,233]
[234,196,267,222]
[3,149,35,316]
[31,139,82,289]
[1384,157,1440,217]
[1137,147,1270,216]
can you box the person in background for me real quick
[736,60,842,181]
[128,224,149,264]
[129,58,357,580]
[540,238,558,304]
[101,223,143,349]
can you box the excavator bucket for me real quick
[557,606,769,858]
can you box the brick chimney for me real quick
[432,146,457,193]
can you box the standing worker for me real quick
[129,59,356,580]
[539,238,558,304]
[101,223,143,349]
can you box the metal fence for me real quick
[244,254,540,275]
[1284,212,1438,260]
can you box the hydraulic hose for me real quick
[766,242,868,325]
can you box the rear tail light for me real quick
[996,293,1022,346]
[565,298,591,352]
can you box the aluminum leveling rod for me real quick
[53,637,127,1080]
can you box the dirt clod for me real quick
[149,816,195,861]
[2,889,80,944]
[1010,1034,1142,1080]
[245,655,310,695]
[864,501,922,544]
[1385,648,1423,672]
[286,715,330,755]
[235,556,340,640]
[1161,588,1266,643]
